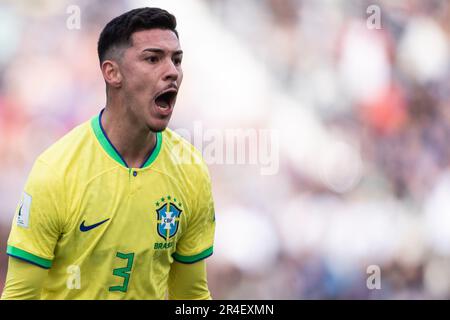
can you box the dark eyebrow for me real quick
[142,48,183,55]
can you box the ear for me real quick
[101,60,122,88]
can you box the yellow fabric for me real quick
[1,257,211,300]
[1,257,48,300]
[5,112,215,299]
[168,260,211,300]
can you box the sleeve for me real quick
[0,257,49,300]
[172,163,216,264]
[6,159,65,269]
[168,259,211,300]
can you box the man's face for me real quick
[118,28,183,132]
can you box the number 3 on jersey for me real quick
[109,252,135,293]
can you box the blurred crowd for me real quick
[1,0,450,299]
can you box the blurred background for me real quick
[1,0,450,299]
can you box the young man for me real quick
[1,7,215,300]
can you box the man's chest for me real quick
[60,171,191,258]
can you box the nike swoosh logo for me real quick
[79,218,110,232]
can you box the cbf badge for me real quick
[155,196,182,240]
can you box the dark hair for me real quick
[97,7,178,64]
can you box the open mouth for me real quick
[154,90,177,109]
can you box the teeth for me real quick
[156,99,169,108]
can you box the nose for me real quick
[162,59,179,82]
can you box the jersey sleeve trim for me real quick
[172,246,213,264]
[6,245,52,269]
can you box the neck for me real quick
[101,104,156,169]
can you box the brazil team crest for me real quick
[155,196,182,241]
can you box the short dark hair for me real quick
[97,7,178,64]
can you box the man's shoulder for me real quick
[161,127,210,177]
[36,119,93,171]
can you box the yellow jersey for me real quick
[6,109,216,299]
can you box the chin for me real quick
[147,119,170,133]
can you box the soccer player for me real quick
[1,7,215,300]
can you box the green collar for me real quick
[91,110,162,169]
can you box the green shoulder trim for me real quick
[7,245,52,269]
[172,246,213,264]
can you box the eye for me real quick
[173,56,182,66]
[146,56,159,64]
